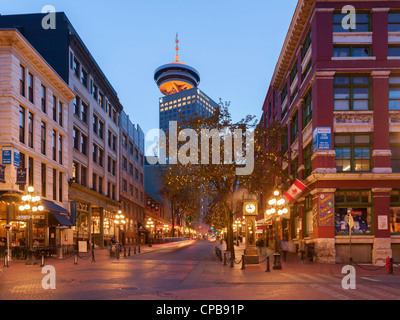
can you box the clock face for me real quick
[246,204,256,213]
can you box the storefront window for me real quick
[390,190,400,235]
[304,195,313,237]
[335,190,373,235]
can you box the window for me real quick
[333,45,371,57]
[92,173,97,192]
[53,96,57,122]
[19,106,25,144]
[41,163,46,197]
[80,166,87,187]
[303,143,313,178]
[335,134,372,172]
[335,190,373,235]
[303,195,313,237]
[390,76,400,110]
[73,128,79,150]
[59,135,63,165]
[72,161,79,182]
[388,46,400,57]
[81,68,88,88]
[93,144,98,164]
[281,84,288,103]
[28,112,34,148]
[73,58,80,78]
[53,168,57,201]
[390,133,400,173]
[302,29,311,59]
[122,179,127,192]
[291,111,298,143]
[81,101,88,124]
[59,101,63,127]
[122,157,127,170]
[28,73,34,103]
[20,65,25,97]
[28,157,34,187]
[388,12,400,32]
[98,120,104,140]
[303,89,312,128]
[333,11,371,32]
[334,75,371,111]
[59,172,63,202]
[93,115,98,134]
[81,134,88,156]
[98,148,104,167]
[52,130,57,161]
[41,121,46,155]
[41,85,46,113]
[291,157,298,181]
[98,176,103,194]
[74,96,80,116]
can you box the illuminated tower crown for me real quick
[154,33,201,96]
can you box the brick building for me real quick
[260,0,400,265]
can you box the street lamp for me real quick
[266,189,288,270]
[146,218,154,247]
[19,186,44,265]
[114,210,126,244]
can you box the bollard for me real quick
[40,252,45,267]
[138,245,141,253]
[230,255,234,268]
[117,245,120,259]
[74,252,78,265]
[128,247,131,256]
[223,252,227,266]
[124,246,126,257]
[92,247,96,263]
[3,252,9,268]
[390,258,394,275]
[134,246,137,254]
[241,255,245,270]
[266,256,271,272]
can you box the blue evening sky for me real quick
[1,0,298,142]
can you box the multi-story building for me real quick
[154,36,219,133]
[0,29,75,248]
[118,110,145,245]
[260,0,400,265]
[0,13,135,248]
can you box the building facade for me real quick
[0,29,75,248]
[118,110,145,245]
[260,0,400,265]
[0,13,146,248]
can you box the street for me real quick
[0,239,400,301]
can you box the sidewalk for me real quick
[215,241,397,277]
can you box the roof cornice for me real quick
[0,28,75,101]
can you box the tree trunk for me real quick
[224,206,235,261]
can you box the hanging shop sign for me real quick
[2,147,12,165]
[0,165,5,183]
[16,168,27,185]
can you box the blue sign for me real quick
[313,127,332,152]
[2,148,12,165]
[14,149,20,167]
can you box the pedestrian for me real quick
[280,238,288,262]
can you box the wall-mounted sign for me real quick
[2,147,12,165]
[313,127,332,152]
[14,149,20,167]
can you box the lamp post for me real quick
[266,190,288,270]
[146,218,154,247]
[114,211,126,244]
[18,186,44,265]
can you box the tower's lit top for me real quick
[154,34,200,96]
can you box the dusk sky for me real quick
[1,0,298,146]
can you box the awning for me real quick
[49,212,74,227]
[138,223,150,234]
[42,200,69,214]
[43,200,73,227]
